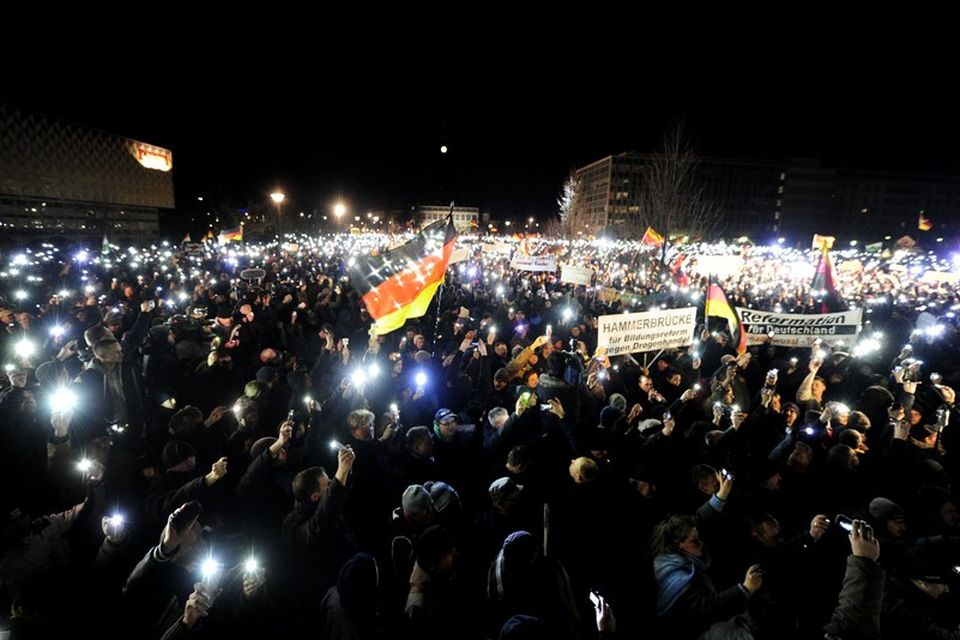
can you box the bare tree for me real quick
[557,172,583,235]
[632,122,720,243]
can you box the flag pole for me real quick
[431,203,455,355]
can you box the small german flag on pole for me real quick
[705,280,747,354]
[349,216,457,335]
[218,225,243,244]
[641,226,664,248]
[918,212,933,231]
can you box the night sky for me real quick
[4,57,959,223]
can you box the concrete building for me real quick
[417,204,481,232]
[571,151,960,241]
[0,104,174,240]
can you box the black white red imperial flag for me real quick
[348,216,457,335]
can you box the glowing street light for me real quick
[270,191,286,236]
[334,202,346,221]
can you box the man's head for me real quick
[251,436,286,466]
[488,407,510,430]
[828,444,859,470]
[903,540,949,597]
[162,440,197,473]
[870,497,906,538]
[168,406,204,439]
[292,466,330,503]
[908,407,924,426]
[628,464,656,498]
[494,340,509,358]
[260,348,281,366]
[608,393,628,413]
[783,402,800,427]
[692,464,720,496]
[787,442,813,471]
[506,445,531,475]
[760,469,782,492]
[539,339,554,360]
[493,368,511,390]
[103,309,123,334]
[434,408,458,441]
[811,377,827,400]
[489,477,524,513]
[748,514,782,548]
[405,425,433,459]
[347,409,376,442]
[639,375,654,394]
[93,339,123,364]
[941,501,960,529]
[215,305,233,327]
[415,525,455,576]
[19,389,37,413]
[568,457,599,484]
[665,367,682,387]
[401,485,436,528]
[524,371,539,389]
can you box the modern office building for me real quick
[0,104,174,240]
[571,151,960,241]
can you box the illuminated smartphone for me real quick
[836,514,854,532]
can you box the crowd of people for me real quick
[1,232,960,639]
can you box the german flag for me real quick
[641,226,664,248]
[218,225,243,244]
[705,280,747,354]
[812,245,841,313]
[918,212,933,231]
[349,216,457,335]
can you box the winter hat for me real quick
[250,437,276,459]
[499,615,546,640]
[434,408,456,423]
[638,418,664,436]
[84,323,115,347]
[103,308,123,326]
[781,402,800,415]
[599,406,622,429]
[608,393,628,412]
[337,553,379,629]
[500,530,537,567]
[34,361,61,388]
[402,485,436,519]
[255,366,279,384]
[161,440,196,469]
[244,380,266,399]
[869,497,905,522]
[489,477,523,512]
[423,481,460,514]
[902,539,950,583]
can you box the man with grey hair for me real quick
[72,300,154,444]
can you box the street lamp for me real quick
[271,192,285,236]
[334,202,346,222]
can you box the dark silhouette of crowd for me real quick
[2,237,960,640]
